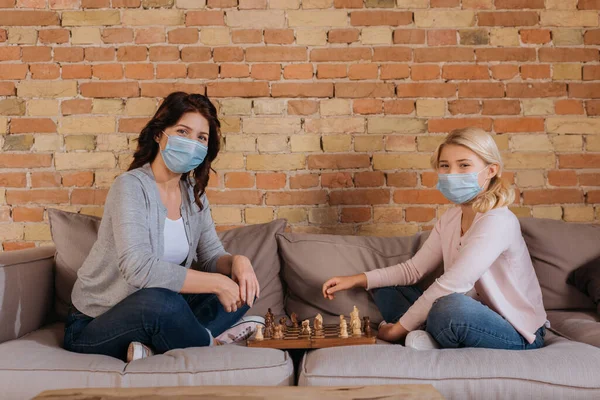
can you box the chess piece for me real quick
[266,308,275,326]
[273,324,283,340]
[339,314,345,324]
[301,320,311,336]
[291,312,299,328]
[351,316,362,336]
[279,317,288,332]
[350,305,361,332]
[314,314,323,331]
[255,325,264,341]
[339,319,349,338]
[363,316,372,338]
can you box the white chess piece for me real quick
[255,325,264,341]
[340,319,349,338]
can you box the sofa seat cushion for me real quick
[0,323,294,399]
[299,331,600,400]
[547,310,600,348]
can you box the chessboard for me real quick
[247,324,376,349]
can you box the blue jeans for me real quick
[64,288,249,361]
[372,286,545,350]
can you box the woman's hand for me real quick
[322,274,367,300]
[377,322,408,343]
[231,255,260,307]
[215,275,243,313]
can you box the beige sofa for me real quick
[1,213,599,399]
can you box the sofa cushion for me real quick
[0,323,293,399]
[519,217,600,311]
[48,208,286,321]
[568,256,600,312]
[547,310,600,348]
[299,331,600,400]
[276,231,437,325]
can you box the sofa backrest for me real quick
[520,217,599,311]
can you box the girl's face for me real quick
[438,144,498,189]
[158,112,210,150]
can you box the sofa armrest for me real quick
[0,246,55,344]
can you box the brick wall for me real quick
[0,0,599,251]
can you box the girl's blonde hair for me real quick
[431,127,515,213]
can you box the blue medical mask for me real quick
[436,166,489,204]
[160,132,208,174]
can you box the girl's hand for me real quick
[322,274,367,300]
[215,275,243,313]
[231,255,260,307]
[377,322,409,343]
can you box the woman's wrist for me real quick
[353,273,368,289]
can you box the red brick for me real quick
[6,189,69,204]
[570,84,600,99]
[394,29,425,44]
[93,63,123,80]
[539,48,598,63]
[207,82,269,98]
[495,0,544,8]
[31,172,61,188]
[555,100,584,115]
[427,30,457,46]
[308,155,370,169]
[207,0,237,7]
[30,64,59,79]
[265,191,327,206]
[54,48,84,62]
[317,64,347,79]
[311,48,371,62]
[239,0,266,9]
[349,64,378,80]
[272,83,333,98]
[82,0,110,8]
[520,65,551,80]
[71,189,108,205]
[124,63,153,80]
[181,46,212,62]
[588,191,600,204]
[168,28,198,44]
[355,171,385,187]
[3,242,36,252]
[213,47,244,62]
[393,189,449,204]
[288,100,318,115]
[476,48,536,62]
[559,154,600,169]
[265,29,294,44]
[225,172,254,189]
[411,65,440,81]
[0,64,28,80]
[350,11,412,26]
[62,64,91,79]
[206,190,262,205]
[579,173,600,186]
[284,64,314,80]
[523,189,583,205]
[584,29,600,45]
[353,99,383,115]
[396,83,456,98]
[321,172,353,188]
[494,118,544,133]
[449,100,480,115]
[506,83,566,98]
[290,174,319,189]
[232,29,262,44]
[490,65,519,80]
[102,28,134,43]
[116,46,147,62]
[186,11,225,26]
[583,66,600,81]
[12,207,44,222]
[250,64,281,80]
[478,12,538,26]
[520,29,550,44]
[62,171,94,187]
[334,0,362,7]
[405,207,436,222]
[0,29,5,42]
[428,117,493,132]
[22,46,51,62]
[384,100,415,115]
[220,64,249,78]
[85,47,115,62]
[431,0,459,5]
[118,117,149,133]
[0,47,20,61]
[548,170,578,187]
[330,189,390,205]
[188,63,219,79]
[482,100,520,115]
[10,118,56,133]
[257,173,286,190]
[0,173,27,188]
[0,82,15,96]
[442,65,488,80]
[113,0,141,6]
[156,64,186,79]
[579,0,600,9]
[414,47,473,63]
[380,64,410,80]
[81,82,139,98]
[329,29,360,44]
[62,99,92,115]
[247,47,307,62]
[0,11,59,26]
[135,27,165,44]
[421,172,439,188]
[585,100,600,115]
[373,47,411,62]
[341,207,371,223]
[387,172,418,187]
[149,46,179,61]
[39,29,69,44]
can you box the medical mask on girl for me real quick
[436,166,490,204]
[160,132,208,174]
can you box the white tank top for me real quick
[162,217,189,265]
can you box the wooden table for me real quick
[35,385,445,399]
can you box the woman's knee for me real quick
[427,293,471,328]
[133,288,188,320]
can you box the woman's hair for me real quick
[128,92,221,210]
[430,127,515,213]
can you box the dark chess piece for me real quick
[291,312,299,328]
[363,316,372,338]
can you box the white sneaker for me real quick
[405,330,441,350]
[216,316,265,344]
[126,342,154,362]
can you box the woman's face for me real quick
[158,112,210,150]
[438,144,497,189]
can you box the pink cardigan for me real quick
[364,206,547,344]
